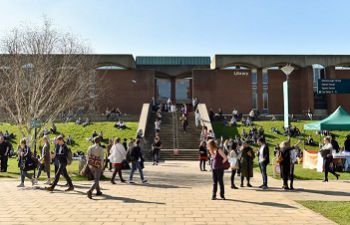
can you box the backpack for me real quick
[126,148,133,162]
[67,147,73,165]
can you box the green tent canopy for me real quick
[304,106,350,131]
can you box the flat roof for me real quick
[136,56,211,66]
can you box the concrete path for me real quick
[0,161,349,225]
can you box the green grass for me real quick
[213,120,350,180]
[298,201,350,225]
[0,121,138,181]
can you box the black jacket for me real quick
[57,144,69,165]
[130,145,143,162]
[257,145,270,165]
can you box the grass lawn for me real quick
[213,120,350,180]
[298,201,350,225]
[0,121,138,181]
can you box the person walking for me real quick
[0,136,10,172]
[199,141,208,171]
[129,139,147,184]
[86,137,104,199]
[320,136,340,182]
[257,137,270,189]
[228,142,240,189]
[152,136,162,165]
[36,136,51,185]
[240,142,255,187]
[46,135,74,192]
[208,139,227,200]
[109,138,127,184]
[17,138,36,187]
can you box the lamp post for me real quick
[281,64,294,128]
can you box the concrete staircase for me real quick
[143,111,200,161]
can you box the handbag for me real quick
[223,160,230,170]
[121,160,130,170]
[80,163,90,176]
[88,155,102,168]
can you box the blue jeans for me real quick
[20,170,32,184]
[129,161,145,181]
[259,162,268,186]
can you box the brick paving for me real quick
[1,161,349,225]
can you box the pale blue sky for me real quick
[1,0,349,56]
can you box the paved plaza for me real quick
[0,161,349,225]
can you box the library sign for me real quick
[233,71,249,76]
[317,79,350,94]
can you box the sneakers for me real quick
[31,178,38,186]
[128,180,135,184]
[44,179,51,185]
[65,186,74,192]
[111,180,116,185]
[96,191,103,196]
[142,180,148,184]
[17,183,25,188]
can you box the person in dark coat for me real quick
[46,135,74,192]
[128,139,147,183]
[0,136,10,172]
[198,141,208,171]
[257,137,270,189]
[240,142,255,187]
[320,136,340,182]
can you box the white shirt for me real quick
[259,145,265,163]
[108,143,126,163]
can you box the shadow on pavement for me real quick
[224,199,296,209]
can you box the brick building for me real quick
[94,55,350,115]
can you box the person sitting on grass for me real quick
[114,120,127,130]
[50,123,57,134]
[82,118,91,127]
[66,135,73,145]
[75,117,82,125]
[229,116,237,127]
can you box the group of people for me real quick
[16,133,148,199]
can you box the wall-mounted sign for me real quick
[317,79,350,94]
[233,71,249,76]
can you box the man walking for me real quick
[129,139,147,183]
[257,137,270,189]
[46,135,74,192]
[86,136,104,199]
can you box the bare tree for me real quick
[0,19,96,138]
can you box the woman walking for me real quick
[109,138,127,184]
[17,138,36,187]
[36,136,51,184]
[208,139,227,200]
[198,141,208,171]
[320,136,340,182]
[240,142,255,187]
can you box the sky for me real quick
[1,0,350,56]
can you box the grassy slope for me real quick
[0,122,138,181]
[298,201,350,225]
[213,120,350,180]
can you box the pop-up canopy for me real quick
[304,106,350,131]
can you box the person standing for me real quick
[46,135,74,192]
[129,139,147,183]
[0,136,10,172]
[152,136,162,165]
[180,114,189,132]
[109,138,127,184]
[36,136,51,185]
[257,137,270,189]
[208,140,227,200]
[199,141,208,171]
[331,134,340,153]
[240,142,255,187]
[228,142,240,189]
[320,136,340,182]
[17,139,35,187]
[195,109,201,128]
[104,139,113,171]
[86,137,104,199]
